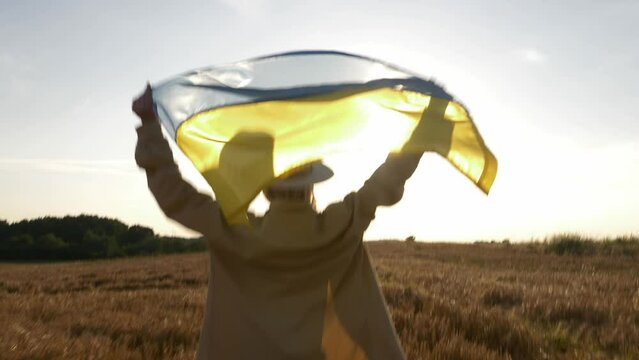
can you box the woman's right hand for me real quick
[132,83,157,123]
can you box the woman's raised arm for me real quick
[133,85,224,238]
[352,153,423,224]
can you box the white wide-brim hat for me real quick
[268,161,333,189]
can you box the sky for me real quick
[1,0,638,241]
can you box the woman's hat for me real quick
[268,161,333,189]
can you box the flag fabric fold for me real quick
[151,50,497,223]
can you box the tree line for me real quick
[0,215,206,261]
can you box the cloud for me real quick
[217,0,266,15]
[517,48,547,64]
[0,49,34,96]
[0,159,139,176]
[0,52,16,66]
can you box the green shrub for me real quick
[545,234,595,256]
[543,234,639,257]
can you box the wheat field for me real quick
[1,241,638,359]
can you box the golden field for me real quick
[1,240,638,359]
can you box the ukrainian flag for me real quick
[151,50,497,224]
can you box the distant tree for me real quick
[0,220,10,254]
[160,236,188,254]
[6,234,34,260]
[119,225,154,245]
[81,230,110,258]
[0,215,203,261]
[119,225,156,255]
[0,219,8,236]
[105,236,124,258]
[37,233,67,249]
[187,237,207,252]
[33,233,68,259]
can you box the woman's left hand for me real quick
[132,83,157,123]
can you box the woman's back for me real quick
[197,201,403,360]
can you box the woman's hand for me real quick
[132,83,157,123]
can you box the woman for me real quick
[133,84,422,360]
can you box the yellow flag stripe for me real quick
[176,87,496,223]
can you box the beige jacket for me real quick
[135,121,421,360]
